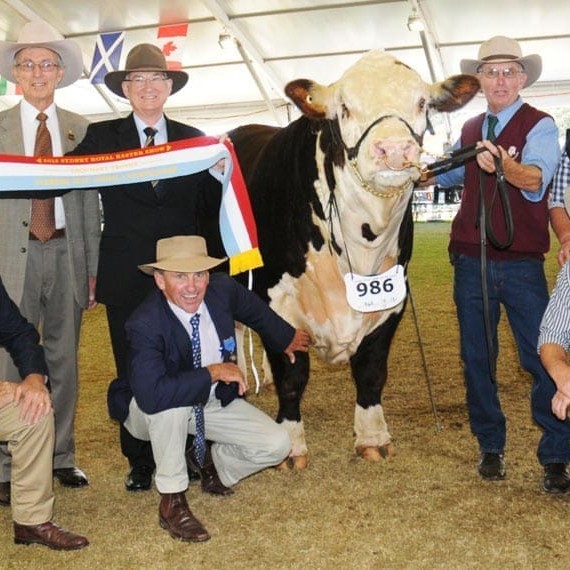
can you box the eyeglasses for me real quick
[123,73,169,84]
[477,66,524,79]
[14,60,60,73]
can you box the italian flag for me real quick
[0,76,22,96]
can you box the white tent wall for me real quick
[0,0,568,141]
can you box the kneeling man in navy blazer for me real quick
[108,236,311,543]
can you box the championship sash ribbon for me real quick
[0,136,262,275]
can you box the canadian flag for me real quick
[156,23,189,70]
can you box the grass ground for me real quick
[1,221,568,569]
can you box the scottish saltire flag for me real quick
[157,23,189,70]
[89,31,124,84]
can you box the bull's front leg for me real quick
[350,309,405,461]
[265,349,310,469]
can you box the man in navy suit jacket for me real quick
[0,277,88,550]
[108,236,311,543]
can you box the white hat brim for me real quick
[460,54,542,89]
[0,38,83,88]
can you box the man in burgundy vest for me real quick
[434,36,567,492]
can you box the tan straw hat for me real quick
[460,35,542,88]
[138,236,227,275]
[104,43,188,97]
[0,20,83,88]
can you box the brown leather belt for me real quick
[29,228,66,241]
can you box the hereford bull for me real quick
[229,50,479,467]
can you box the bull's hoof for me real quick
[356,443,394,462]
[275,455,309,470]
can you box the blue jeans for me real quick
[452,253,570,465]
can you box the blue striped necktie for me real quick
[190,314,206,467]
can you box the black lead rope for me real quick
[478,153,512,383]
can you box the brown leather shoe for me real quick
[159,492,210,542]
[186,445,234,496]
[0,481,9,506]
[14,521,89,550]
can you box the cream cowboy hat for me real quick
[0,20,83,88]
[460,35,542,89]
[104,43,188,97]
[139,236,227,275]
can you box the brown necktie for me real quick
[29,112,55,241]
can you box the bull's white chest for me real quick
[267,171,411,364]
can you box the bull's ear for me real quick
[285,79,334,119]
[430,74,480,113]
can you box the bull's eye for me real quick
[418,98,426,111]
[341,104,350,119]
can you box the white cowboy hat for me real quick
[0,20,83,88]
[104,43,188,97]
[139,236,227,275]
[460,36,542,89]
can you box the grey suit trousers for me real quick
[0,237,82,478]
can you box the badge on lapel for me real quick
[220,337,237,362]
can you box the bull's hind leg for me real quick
[350,309,405,461]
[265,349,310,469]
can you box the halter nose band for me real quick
[344,114,427,161]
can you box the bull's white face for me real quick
[332,52,429,191]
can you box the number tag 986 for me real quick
[344,264,406,312]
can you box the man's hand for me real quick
[14,373,52,425]
[552,390,570,421]
[284,329,312,364]
[207,362,248,395]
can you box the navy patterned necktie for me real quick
[190,314,206,467]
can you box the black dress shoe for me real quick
[478,452,506,480]
[543,463,570,494]
[53,467,89,488]
[125,465,153,492]
[0,481,10,506]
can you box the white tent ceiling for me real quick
[0,0,569,137]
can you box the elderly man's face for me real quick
[477,62,527,114]
[121,71,173,117]
[154,270,209,314]
[12,47,64,109]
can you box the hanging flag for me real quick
[0,76,22,96]
[89,31,125,84]
[156,23,189,70]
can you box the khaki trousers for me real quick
[125,395,291,493]
[0,405,54,525]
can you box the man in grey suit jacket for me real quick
[0,22,100,505]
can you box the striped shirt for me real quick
[538,261,570,351]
